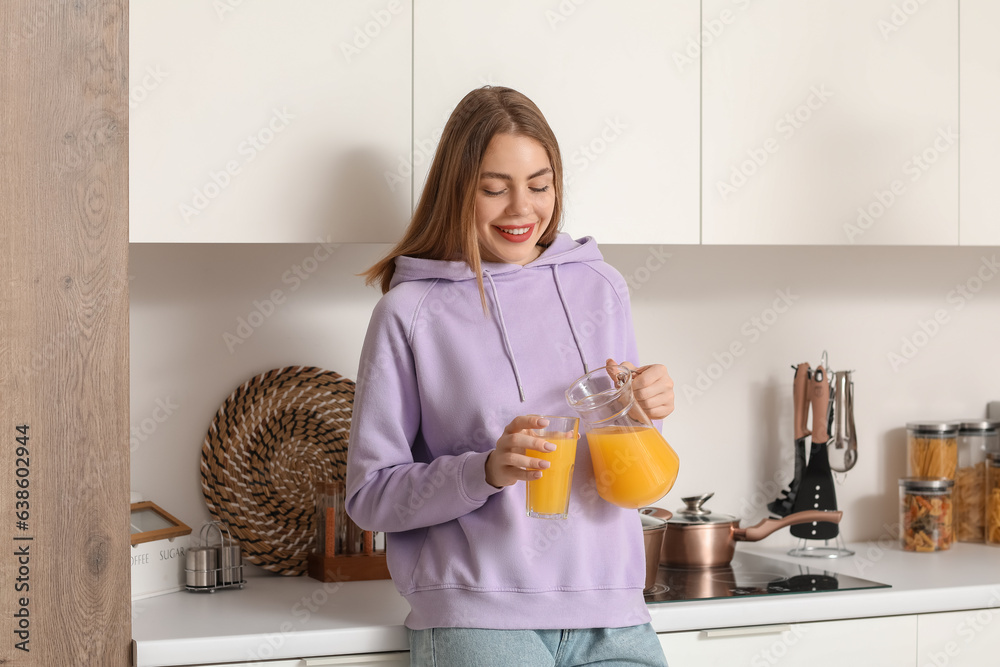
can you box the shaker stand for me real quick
[788,534,854,559]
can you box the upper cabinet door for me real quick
[702,0,958,245]
[960,0,1000,246]
[413,0,700,245]
[129,1,411,243]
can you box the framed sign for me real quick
[130,501,191,546]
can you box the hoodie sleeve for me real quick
[346,291,503,533]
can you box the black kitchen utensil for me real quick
[768,363,811,518]
[790,365,839,540]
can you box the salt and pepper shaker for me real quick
[185,521,245,592]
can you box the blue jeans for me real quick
[408,623,668,667]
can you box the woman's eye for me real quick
[483,189,505,197]
[530,186,550,193]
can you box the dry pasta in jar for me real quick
[987,453,1000,546]
[899,477,953,552]
[955,420,999,543]
[906,421,960,480]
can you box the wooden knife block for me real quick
[306,551,390,583]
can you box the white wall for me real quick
[130,241,1000,565]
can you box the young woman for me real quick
[347,86,674,666]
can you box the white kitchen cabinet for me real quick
[129,0,412,243]
[413,0,700,245]
[178,652,409,667]
[917,609,1000,667]
[959,0,1000,246]
[702,0,958,245]
[658,616,916,667]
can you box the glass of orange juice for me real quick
[525,416,579,519]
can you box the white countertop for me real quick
[132,541,1000,667]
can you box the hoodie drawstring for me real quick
[484,271,527,402]
[483,266,591,403]
[552,265,590,375]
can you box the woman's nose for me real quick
[506,188,532,216]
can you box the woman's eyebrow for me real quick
[479,167,553,180]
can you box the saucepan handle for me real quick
[735,510,843,542]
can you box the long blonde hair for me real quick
[363,87,564,305]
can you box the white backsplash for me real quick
[130,241,1000,557]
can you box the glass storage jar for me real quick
[906,421,960,480]
[955,420,1000,542]
[899,477,953,552]
[987,453,1000,546]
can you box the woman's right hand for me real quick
[484,415,554,489]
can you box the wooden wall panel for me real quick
[1,1,130,665]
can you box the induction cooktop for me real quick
[644,551,890,604]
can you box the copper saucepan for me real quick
[660,493,843,568]
[639,507,672,591]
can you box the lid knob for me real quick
[679,492,714,515]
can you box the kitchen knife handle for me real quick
[810,365,831,444]
[793,363,811,440]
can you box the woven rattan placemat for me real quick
[200,366,354,575]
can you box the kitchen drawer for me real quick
[917,609,1000,666]
[658,615,916,667]
[177,652,409,667]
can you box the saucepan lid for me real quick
[666,493,737,526]
[639,506,672,530]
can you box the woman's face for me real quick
[475,133,555,266]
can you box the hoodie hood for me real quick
[389,234,604,287]
[389,234,603,402]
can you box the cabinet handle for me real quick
[303,652,409,666]
[702,624,794,638]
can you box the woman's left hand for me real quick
[607,358,675,420]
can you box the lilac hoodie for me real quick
[346,234,649,630]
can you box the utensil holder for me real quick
[185,521,246,593]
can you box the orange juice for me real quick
[586,426,679,509]
[526,437,578,518]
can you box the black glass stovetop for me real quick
[644,551,890,604]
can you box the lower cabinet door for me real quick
[917,609,1000,666]
[658,616,916,667]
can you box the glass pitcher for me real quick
[565,365,680,509]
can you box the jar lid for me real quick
[898,476,954,491]
[906,421,961,434]
[958,419,1000,434]
[667,493,737,525]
